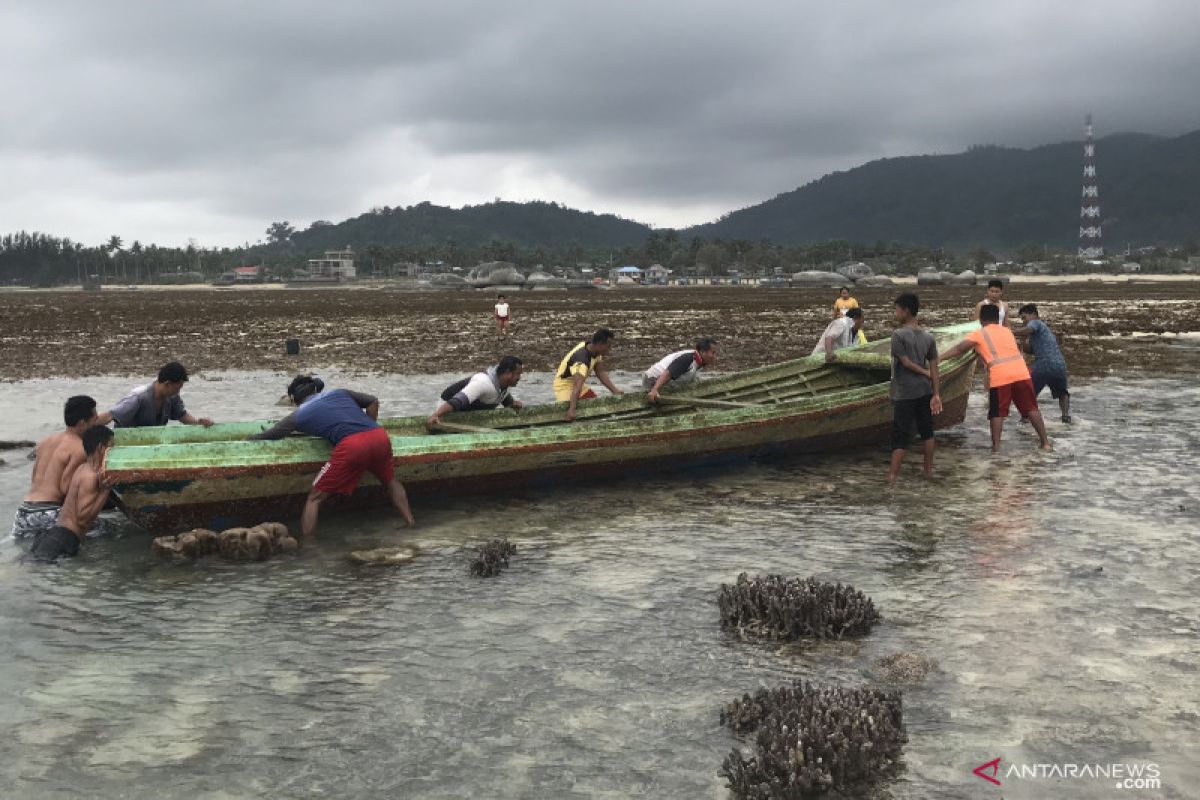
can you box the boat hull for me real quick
[111,357,974,533]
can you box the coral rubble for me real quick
[718,574,880,641]
[469,538,516,577]
[720,680,905,798]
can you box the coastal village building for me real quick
[306,249,356,279]
[645,263,671,284]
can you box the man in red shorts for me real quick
[938,304,1050,452]
[249,375,415,538]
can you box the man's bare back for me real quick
[25,431,86,504]
[56,460,111,538]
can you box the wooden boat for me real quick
[105,323,980,533]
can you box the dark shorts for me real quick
[313,427,395,495]
[989,379,1039,419]
[891,396,935,450]
[1032,368,1069,399]
[29,526,81,563]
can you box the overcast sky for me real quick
[2,1,1198,247]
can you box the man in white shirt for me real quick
[643,338,718,402]
[427,356,525,428]
[812,308,864,362]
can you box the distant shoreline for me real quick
[3,273,1199,293]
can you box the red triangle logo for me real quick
[973,757,1002,786]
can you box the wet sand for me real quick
[1,283,1197,381]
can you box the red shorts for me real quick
[313,427,394,495]
[495,314,509,321]
[988,379,1039,419]
[578,388,598,400]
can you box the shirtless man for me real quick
[28,426,114,562]
[972,279,1011,328]
[11,395,98,539]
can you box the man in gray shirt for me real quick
[96,362,214,428]
[887,294,942,484]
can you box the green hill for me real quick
[290,199,651,250]
[685,130,1200,248]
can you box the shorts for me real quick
[891,396,934,450]
[313,427,395,495]
[495,314,509,322]
[29,526,81,563]
[1032,368,1069,399]
[11,501,61,539]
[989,379,1039,420]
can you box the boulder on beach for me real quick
[526,270,566,290]
[487,264,526,287]
[836,261,874,280]
[855,275,895,287]
[426,273,471,290]
[917,270,955,286]
[949,269,978,285]
[791,270,846,288]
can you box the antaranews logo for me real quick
[972,757,1162,791]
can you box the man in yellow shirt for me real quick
[553,329,623,421]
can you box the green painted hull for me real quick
[106,323,980,533]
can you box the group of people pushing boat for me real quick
[11,280,1070,562]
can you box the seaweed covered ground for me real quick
[0,282,1196,380]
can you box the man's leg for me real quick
[887,449,906,484]
[1013,380,1051,449]
[990,417,1004,451]
[1028,410,1051,449]
[922,438,936,478]
[1059,393,1071,421]
[300,489,329,539]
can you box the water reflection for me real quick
[0,374,1198,798]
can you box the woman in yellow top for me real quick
[832,287,867,344]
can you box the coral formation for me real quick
[152,522,298,561]
[468,538,516,577]
[720,681,905,798]
[718,574,880,641]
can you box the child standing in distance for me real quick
[887,293,942,484]
[494,295,510,337]
[832,286,859,319]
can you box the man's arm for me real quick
[647,371,672,403]
[94,411,114,426]
[345,390,380,420]
[247,413,299,440]
[824,333,838,362]
[929,357,943,415]
[971,301,983,321]
[566,374,586,421]
[594,364,622,396]
[937,339,974,363]
[898,356,931,378]
[426,401,455,428]
[180,412,215,427]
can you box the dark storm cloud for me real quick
[2,0,1199,244]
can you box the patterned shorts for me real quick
[11,502,62,540]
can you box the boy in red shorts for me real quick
[249,376,415,538]
[938,304,1050,452]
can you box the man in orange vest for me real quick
[938,304,1050,452]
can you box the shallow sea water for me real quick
[0,371,1198,799]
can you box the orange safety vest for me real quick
[967,324,1030,387]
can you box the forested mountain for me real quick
[290,200,651,250]
[686,130,1200,248]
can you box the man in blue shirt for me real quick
[249,375,414,538]
[1015,304,1071,423]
